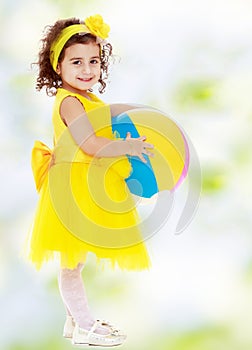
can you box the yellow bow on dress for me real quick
[31,140,53,192]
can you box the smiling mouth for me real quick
[78,77,93,82]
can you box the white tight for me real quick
[58,263,94,329]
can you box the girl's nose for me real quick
[82,64,91,74]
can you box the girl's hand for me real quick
[125,132,154,163]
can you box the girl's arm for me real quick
[60,97,153,163]
[110,103,141,117]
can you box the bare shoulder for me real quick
[60,96,86,125]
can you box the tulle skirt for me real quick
[26,161,151,270]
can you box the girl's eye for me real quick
[90,59,100,64]
[73,60,81,65]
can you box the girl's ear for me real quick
[56,64,61,75]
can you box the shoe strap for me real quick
[88,320,101,336]
[98,319,123,335]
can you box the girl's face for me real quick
[57,42,101,96]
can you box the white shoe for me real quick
[63,316,126,340]
[63,315,75,338]
[72,321,126,347]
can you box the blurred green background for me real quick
[1,0,252,349]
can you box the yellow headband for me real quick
[50,15,110,72]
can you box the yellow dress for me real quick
[27,88,150,270]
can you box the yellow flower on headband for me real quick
[85,14,110,40]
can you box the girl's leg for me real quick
[58,263,108,335]
[64,304,72,317]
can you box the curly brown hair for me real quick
[34,17,113,96]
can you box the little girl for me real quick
[26,14,154,347]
